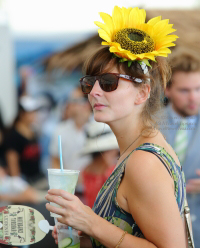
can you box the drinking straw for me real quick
[58,135,73,244]
[58,135,64,172]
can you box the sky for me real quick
[1,0,199,35]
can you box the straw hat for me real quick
[80,120,119,155]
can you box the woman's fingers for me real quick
[45,193,71,208]
[45,203,66,216]
[53,226,57,235]
[52,226,58,244]
[47,189,74,201]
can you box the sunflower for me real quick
[94,6,178,63]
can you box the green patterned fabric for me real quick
[174,118,189,165]
[90,143,186,248]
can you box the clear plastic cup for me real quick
[55,220,80,248]
[47,169,79,218]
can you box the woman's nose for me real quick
[89,80,103,97]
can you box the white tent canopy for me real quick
[3,0,200,35]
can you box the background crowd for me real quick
[0,1,200,248]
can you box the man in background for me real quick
[158,48,200,247]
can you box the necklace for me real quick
[117,133,142,160]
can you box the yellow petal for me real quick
[109,42,123,50]
[94,21,111,36]
[110,46,120,53]
[157,53,168,57]
[156,35,178,44]
[147,16,161,26]
[153,19,170,35]
[144,54,156,60]
[98,29,111,42]
[121,7,132,28]
[155,35,178,49]
[156,42,176,50]
[139,23,154,37]
[128,7,141,28]
[127,53,137,60]
[99,12,115,35]
[157,47,171,54]
[135,53,145,59]
[156,27,176,38]
[102,41,109,45]
[138,8,146,24]
[149,50,159,55]
[112,6,123,32]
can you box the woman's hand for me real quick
[52,226,58,245]
[45,189,97,236]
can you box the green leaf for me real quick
[119,58,128,63]
[128,61,133,67]
[137,59,153,69]
[142,59,152,68]
[137,60,143,65]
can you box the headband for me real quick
[94,6,178,74]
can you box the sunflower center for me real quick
[114,28,154,54]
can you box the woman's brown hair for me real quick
[83,46,171,135]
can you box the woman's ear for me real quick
[135,85,150,105]
[165,86,171,99]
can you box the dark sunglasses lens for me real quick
[100,74,118,92]
[80,77,95,94]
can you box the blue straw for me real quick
[58,135,64,172]
[58,135,73,243]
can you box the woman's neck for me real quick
[109,115,145,160]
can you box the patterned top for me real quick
[91,143,186,248]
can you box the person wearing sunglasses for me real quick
[46,6,189,248]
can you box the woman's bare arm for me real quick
[0,187,39,204]
[5,150,20,176]
[123,150,187,248]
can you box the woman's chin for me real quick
[93,112,112,123]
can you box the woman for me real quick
[4,95,44,185]
[46,6,188,248]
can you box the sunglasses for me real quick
[80,73,143,94]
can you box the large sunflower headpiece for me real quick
[94,6,178,70]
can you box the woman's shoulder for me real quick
[124,146,174,191]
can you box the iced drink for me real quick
[47,169,79,218]
[55,220,80,248]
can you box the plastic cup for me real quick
[55,220,80,248]
[47,169,79,218]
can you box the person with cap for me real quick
[4,95,45,186]
[80,120,119,207]
[46,6,189,248]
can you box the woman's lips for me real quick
[93,104,106,110]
